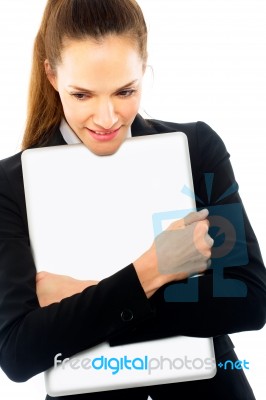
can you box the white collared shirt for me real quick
[59,118,132,144]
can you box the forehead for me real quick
[57,36,144,90]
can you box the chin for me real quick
[87,142,124,157]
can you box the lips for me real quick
[94,130,116,135]
[86,127,121,142]
[88,128,120,135]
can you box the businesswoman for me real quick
[0,1,266,399]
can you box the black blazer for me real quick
[0,115,265,399]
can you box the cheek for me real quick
[120,97,141,120]
[60,95,90,123]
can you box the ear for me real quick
[44,59,58,91]
[142,61,147,75]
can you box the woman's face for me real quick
[45,35,145,156]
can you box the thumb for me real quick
[184,209,209,226]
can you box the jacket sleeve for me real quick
[110,121,266,345]
[0,161,154,382]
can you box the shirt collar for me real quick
[60,119,132,144]
[59,119,81,144]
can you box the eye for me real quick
[117,89,136,98]
[71,93,90,101]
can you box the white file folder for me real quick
[22,132,216,396]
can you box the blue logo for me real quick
[218,360,249,370]
[152,173,248,302]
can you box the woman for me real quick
[0,0,265,399]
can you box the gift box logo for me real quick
[152,173,248,302]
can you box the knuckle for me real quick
[196,220,208,229]
[206,249,212,259]
[200,248,211,259]
[203,219,210,229]
[200,264,208,272]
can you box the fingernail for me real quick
[199,208,209,216]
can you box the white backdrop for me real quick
[0,0,265,399]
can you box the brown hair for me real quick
[22,0,148,149]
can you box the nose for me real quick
[92,98,119,129]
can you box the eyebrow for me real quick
[67,80,139,94]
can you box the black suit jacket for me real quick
[0,115,265,399]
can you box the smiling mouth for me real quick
[85,127,121,142]
[88,128,120,135]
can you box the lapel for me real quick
[131,114,161,136]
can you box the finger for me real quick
[205,233,214,248]
[36,271,48,281]
[197,219,210,230]
[184,209,209,226]
[197,260,212,275]
[193,219,210,238]
[166,209,209,231]
[166,218,185,230]
[193,223,212,258]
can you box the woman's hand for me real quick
[36,271,99,307]
[133,209,213,298]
